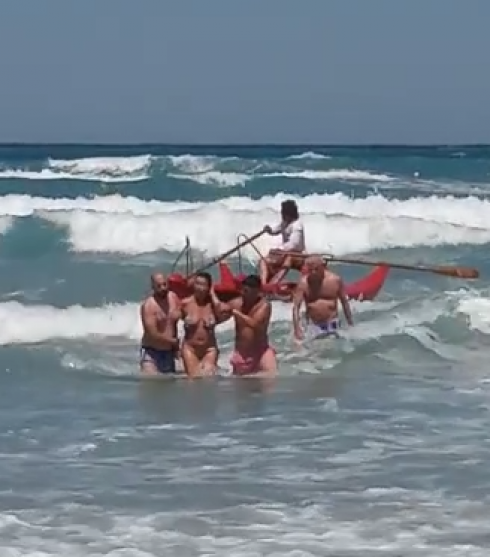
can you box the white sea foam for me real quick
[48,155,152,178]
[263,169,391,181]
[0,191,490,256]
[167,154,388,183]
[170,168,391,187]
[167,154,236,173]
[0,291,484,346]
[169,170,253,187]
[0,301,142,344]
[0,299,285,345]
[0,155,151,183]
[287,151,330,160]
[0,151,392,187]
[0,153,488,198]
[2,496,490,556]
[458,296,490,334]
[0,216,12,235]
[2,152,488,197]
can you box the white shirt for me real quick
[271,219,305,252]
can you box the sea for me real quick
[0,143,489,556]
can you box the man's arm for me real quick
[338,279,354,326]
[232,301,271,329]
[292,279,306,339]
[264,222,283,236]
[169,292,183,321]
[140,302,178,345]
[209,287,234,323]
[214,296,240,323]
[168,293,183,357]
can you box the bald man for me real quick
[292,256,354,341]
[140,273,181,375]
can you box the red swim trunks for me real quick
[230,345,276,376]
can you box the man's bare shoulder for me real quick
[141,295,155,309]
[262,297,272,309]
[324,270,342,283]
[140,296,157,318]
[258,297,272,315]
[168,291,181,304]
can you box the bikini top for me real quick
[182,308,217,331]
[183,315,216,330]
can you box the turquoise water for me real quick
[0,144,489,555]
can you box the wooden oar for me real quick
[274,250,480,279]
[189,230,266,277]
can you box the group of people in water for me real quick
[139,199,354,378]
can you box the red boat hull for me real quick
[168,262,389,302]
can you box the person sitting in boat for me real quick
[179,271,228,378]
[260,199,306,286]
[292,256,353,342]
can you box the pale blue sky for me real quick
[0,0,489,144]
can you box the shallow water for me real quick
[1,144,489,555]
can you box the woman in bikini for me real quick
[180,271,227,378]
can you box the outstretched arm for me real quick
[264,222,283,236]
[213,296,240,323]
[338,280,354,326]
[292,280,306,340]
[173,295,187,321]
[209,287,233,323]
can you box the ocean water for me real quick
[0,144,489,556]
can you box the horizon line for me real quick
[0,142,489,148]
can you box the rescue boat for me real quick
[168,261,389,303]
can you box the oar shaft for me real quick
[330,257,425,272]
[191,230,266,276]
[273,251,479,279]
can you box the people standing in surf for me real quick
[179,271,229,378]
[220,274,277,376]
[292,256,354,341]
[260,199,306,286]
[140,273,181,375]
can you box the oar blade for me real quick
[434,266,480,279]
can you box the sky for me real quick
[0,0,489,144]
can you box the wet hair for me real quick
[241,274,261,290]
[281,199,299,220]
[195,271,212,287]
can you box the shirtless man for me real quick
[292,256,354,341]
[140,272,181,375]
[260,199,306,286]
[224,274,277,376]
